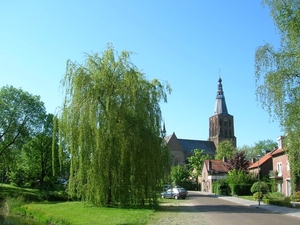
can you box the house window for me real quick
[277,181,283,193]
[277,162,282,176]
[287,160,290,171]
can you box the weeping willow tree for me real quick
[54,45,171,206]
[255,0,300,192]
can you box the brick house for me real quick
[201,158,229,193]
[249,136,300,196]
[248,151,273,178]
[269,136,292,196]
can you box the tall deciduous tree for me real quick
[188,149,211,189]
[0,86,46,169]
[55,45,171,206]
[238,139,277,159]
[255,0,300,192]
[227,151,250,172]
[11,114,57,189]
[170,165,190,184]
[215,140,237,160]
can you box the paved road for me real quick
[150,191,300,225]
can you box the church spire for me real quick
[213,77,228,115]
[161,121,166,138]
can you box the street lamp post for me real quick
[257,155,261,206]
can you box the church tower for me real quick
[208,78,236,148]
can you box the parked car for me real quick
[173,185,188,197]
[179,187,188,197]
[161,188,187,200]
[163,184,172,192]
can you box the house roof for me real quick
[177,138,216,155]
[271,148,285,157]
[248,152,272,169]
[205,159,229,173]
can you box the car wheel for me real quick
[174,195,178,200]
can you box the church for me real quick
[162,78,237,166]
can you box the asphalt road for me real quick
[150,191,300,225]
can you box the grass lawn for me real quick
[0,183,40,200]
[24,201,156,225]
[238,195,255,201]
[1,183,171,224]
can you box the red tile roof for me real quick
[271,148,285,157]
[248,152,272,169]
[205,159,229,173]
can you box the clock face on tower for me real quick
[224,118,228,122]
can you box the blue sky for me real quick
[1,0,282,148]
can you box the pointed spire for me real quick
[214,76,228,114]
[161,120,166,138]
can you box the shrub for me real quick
[250,181,269,194]
[264,192,284,200]
[253,192,263,200]
[293,191,300,202]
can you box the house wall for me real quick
[261,159,273,177]
[248,158,273,178]
[272,154,291,196]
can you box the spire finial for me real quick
[219,68,221,78]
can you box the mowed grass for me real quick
[238,195,255,201]
[23,201,155,225]
[0,184,164,224]
[0,183,40,200]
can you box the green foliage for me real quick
[213,179,229,195]
[215,140,237,160]
[263,191,292,207]
[7,114,60,190]
[264,191,284,200]
[20,201,155,225]
[0,85,46,171]
[253,192,263,200]
[292,191,300,202]
[252,139,277,155]
[255,0,300,192]
[226,169,255,196]
[187,149,211,189]
[170,165,190,184]
[263,198,292,207]
[55,44,171,206]
[238,139,277,160]
[250,181,269,194]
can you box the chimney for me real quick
[277,136,284,149]
[208,160,212,172]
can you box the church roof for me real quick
[214,77,228,115]
[177,138,216,155]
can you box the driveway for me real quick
[148,191,300,225]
